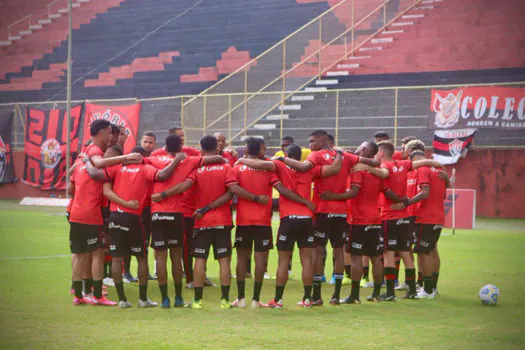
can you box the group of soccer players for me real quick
[68,120,449,309]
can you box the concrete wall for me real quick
[1,149,524,219]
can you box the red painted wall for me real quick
[1,149,524,219]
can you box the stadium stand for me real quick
[0,0,330,103]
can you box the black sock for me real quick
[159,284,168,299]
[115,282,126,302]
[71,279,74,290]
[373,283,382,297]
[417,272,423,287]
[73,280,83,298]
[344,265,351,278]
[83,278,93,294]
[385,267,397,297]
[288,262,292,272]
[221,285,230,301]
[275,285,285,301]
[253,281,263,302]
[237,280,245,299]
[350,280,360,300]
[313,275,323,300]
[363,266,370,280]
[93,280,103,299]
[423,276,433,294]
[104,262,111,278]
[405,268,416,294]
[332,255,336,276]
[432,272,439,290]
[195,286,203,301]
[246,258,252,274]
[303,285,312,300]
[174,282,182,298]
[139,284,148,301]
[333,274,343,299]
[123,255,131,274]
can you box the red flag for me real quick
[82,103,141,154]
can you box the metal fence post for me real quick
[203,96,207,137]
[281,41,287,140]
[180,96,184,129]
[244,70,248,136]
[394,88,398,147]
[335,90,340,146]
[318,17,323,78]
[13,105,18,148]
[228,95,232,141]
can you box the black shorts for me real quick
[277,216,314,251]
[313,213,347,248]
[407,216,417,244]
[193,226,232,260]
[414,224,442,254]
[150,212,184,250]
[346,224,383,257]
[141,206,151,237]
[382,218,412,251]
[184,217,195,240]
[69,222,103,254]
[235,226,273,252]
[107,212,147,257]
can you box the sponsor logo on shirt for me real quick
[121,166,140,173]
[239,164,268,173]
[108,222,129,231]
[198,165,224,173]
[288,215,311,219]
[327,214,347,218]
[198,226,225,231]
[151,213,175,221]
[396,219,410,225]
[433,225,443,230]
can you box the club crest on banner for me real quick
[433,90,463,129]
[448,139,464,157]
[41,139,62,169]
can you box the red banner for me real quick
[429,86,525,129]
[23,105,83,189]
[82,103,141,154]
[444,189,476,229]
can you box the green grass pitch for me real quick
[0,200,524,349]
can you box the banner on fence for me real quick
[0,111,16,184]
[429,86,525,130]
[22,105,83,189]
[82,103,141,154]
[432,128,477,164]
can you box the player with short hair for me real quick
[141,131,157,155]
[392,150,447,299]
[151,126,201,157]
[273,135,311,161]
[149,135,225,308]
[236,143,342,307]
[282,130,379,306]
[213,132,238,165]
[68,119,141,306]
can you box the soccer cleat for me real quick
[103,277,115,287]
[329,275,336,285]
[360,278,368,288]
[70,288,75,295]
[340,296,361,304]
[415,290,435,299]
[204,277,216,287]
[91,296,117,306]
[366,294,381,302]
[220,299,233,309]
[363,280,375,288]
[174,296,185,308]
[186,299,203,309]
[231,298,246,308]
[267,299,283,308]
[73,296,89,305]
[394,280,400,288]
[161,297,171,309]
[138,299,158,308]
[251,300,268,308]
[433,288,439,296]
[122,272,138,283]
[329,297,340,306]
[263,272,272,280]
[380,294,397,302]
[342,276,352,286]
[395,282,409,291]
[311,298,324,307]
[83,292,94,302]
[148,274,157,281]
[403,292,418,300]
[185,282,194,289]
[118,300,133,309]
[297,299,313,308]
[89,287,108,297]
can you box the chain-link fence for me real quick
[2,82,524,151]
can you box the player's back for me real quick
[416,166,446,225]
[380,159,412,219]
[274,161,316,217]
[350,171,384,224]
[69,163,104,225]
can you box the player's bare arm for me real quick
[437,170,451,188]
[82,156,108,181]
[228,184,269,204]
[392,184,430,210]
[412,159,443,169]
[237,158,276,172]
[68,162,79,177]
[155,154,186,182]
[383,189,403,203]
[102,182,139,210]
[66,181,75,197]
[320,151,343,177]
[202,155,226,164]
[90,152,142,169]
[193,190,234,220]
[320,184,361,201]
[358,155,380,167]
[274,182,316,213]
[151,178,195,202]
[353,163,389,179]
[282,157,313,172]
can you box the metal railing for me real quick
[5,0,68,40]
[180,0,423,144]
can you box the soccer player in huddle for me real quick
[236,143,342,307]
[282,130,379,306]
[68,120,142,306]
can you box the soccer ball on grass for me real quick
[479,284,500,305]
